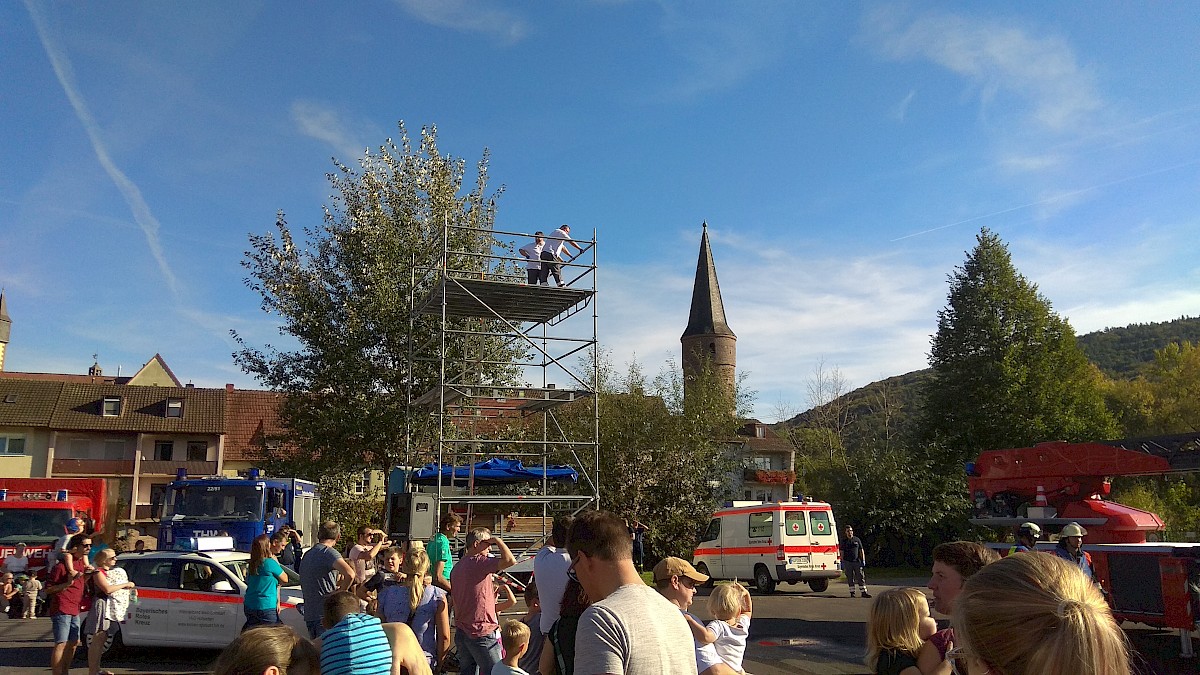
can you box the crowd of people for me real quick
[9,507,1137,675]
[864,525,1132,675]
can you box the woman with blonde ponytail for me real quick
[951,552,1131,675]
[380,546,449,669]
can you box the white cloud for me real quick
[392,0,528,44]
[864,7,1102,132]
[25,0,181,299]
[894,89,917,121]
[597,233,945,420]
[290,101,378,162]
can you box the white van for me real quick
[693,498,840,593]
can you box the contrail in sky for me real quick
[893,159,1200,242]
[24,0,181,298]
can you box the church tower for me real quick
[681,223,737,407]
[0,291,11,372]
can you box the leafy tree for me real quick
[557,352,745,561]
[232,123,523,485]
[920,228,1117,464]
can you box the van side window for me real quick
[120,559,177,589]
[810,511,833,536]
[784,511,807,536]
[749,512,773,538]
[703,519,721,542]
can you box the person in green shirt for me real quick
[428,512,461,593]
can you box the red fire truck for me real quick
[0,478,110,575]
[967,433,1200,656]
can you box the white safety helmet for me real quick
[1018,522,1042,538]
[1060,522,1087,538]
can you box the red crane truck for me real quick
[966,432,1200,656]
[0,478,110,576]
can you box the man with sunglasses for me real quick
[45,533,94,675]
[653,558,737,675]
[568,510,695,675]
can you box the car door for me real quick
[808,509,838,572]
[119,558,179,646]
[782,509,813,571]
[172,560,243,647]
[694,518,723,579]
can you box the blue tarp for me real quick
[411,458,578,485]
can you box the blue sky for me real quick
[3,1,1199,421]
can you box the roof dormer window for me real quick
[165,398,184,418]
[102,396,122,417]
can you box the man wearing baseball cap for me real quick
[653,557,736,675]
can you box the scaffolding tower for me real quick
[404,223,600,552]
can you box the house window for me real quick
[353,471,371,495]
[165,398,184,418]
[186,441,207,462]
[66,438,90,459]
[154,440,174,461]
[3,393,17,404]
[103,439,127,460]
[102,397,122,416]
[0,435,25,455]
[744,455,771,471]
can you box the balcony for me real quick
[743,468,797,485]
[139,460,217,476]
[53,459,135,475]
[134,504,161,521]
[51,458,218,477]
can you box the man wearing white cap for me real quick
[653,557,737,675]
[1052,522,1097,583]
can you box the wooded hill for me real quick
[780,315,1200,435]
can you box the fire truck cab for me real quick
[693,498,840,594]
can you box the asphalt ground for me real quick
[0,577,1195,674]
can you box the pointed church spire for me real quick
[0,290,11,372]
[682,222,736,339]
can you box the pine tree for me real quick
[921,228,1117,463]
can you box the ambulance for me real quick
[692,498,841,593]
[92,537,305,655]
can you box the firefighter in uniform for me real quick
[1009,522,1042,554]
[1053,522,1098,583]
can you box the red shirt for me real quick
[449,553,501,637]
[47,558,87,616]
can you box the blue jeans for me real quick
[243,607,281,631]
[306,618,326,639]
[51,613,83,644]
[456,628,502,675]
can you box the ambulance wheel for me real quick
[754,565,776,594]
[808,578,829,593]
[695,563,714,588]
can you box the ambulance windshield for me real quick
[165,484,264,521]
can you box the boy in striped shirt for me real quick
[319,591,392,675]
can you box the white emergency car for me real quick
[94,538,305,654]
[693,498,841,593]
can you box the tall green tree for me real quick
[556,352,745,560]
[921,228,1117,464]
[232,123,523,482]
